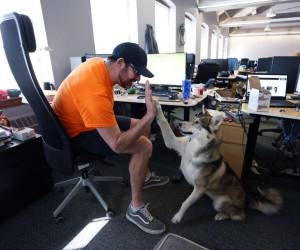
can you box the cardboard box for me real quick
[220,122,248,145]
[220,142,245,178]
[219,121,249,179]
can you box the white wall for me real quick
[229,34,300,60]
[40,0,221,85]
[41,0,95,86]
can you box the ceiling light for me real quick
[266,8,276,18]
[251,9,257,15]
[230,30,300,37]
[264,25,271,32]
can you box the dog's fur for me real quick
[155,101,282,223]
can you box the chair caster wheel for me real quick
[54,214,65,223]
[106,209,115,218]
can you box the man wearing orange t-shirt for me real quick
[52,43,168,234]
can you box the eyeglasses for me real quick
[129,64,140,77]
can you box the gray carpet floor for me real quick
[0,118,299,250]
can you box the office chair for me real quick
[240,58,249,68]
[193,63,220,85]
[0,12,124,220]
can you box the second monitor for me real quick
[139,53,186,87]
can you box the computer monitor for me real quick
[82,53,111,62]
[139,53,186,87]
[295,65,300,94]
[246,73,288,100]
[256,57,273,72]
[270,56,300,93]
[201,59,228,71]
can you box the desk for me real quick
[114,93,207,121]
[241,103,300,178]
[0,136,53,221]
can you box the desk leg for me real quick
[242,115,260,180]
[184,107,190,121]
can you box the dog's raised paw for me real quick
[214,213,229,221]
[171,213,182,224]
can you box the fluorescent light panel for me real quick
[220,16,300,27]
[198,0,273,10]
[230,30,300,36]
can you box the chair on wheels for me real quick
[193,63,220,86]
[0,12,124,220]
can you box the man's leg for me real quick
[121,135,166,234]
[130,118,169,189]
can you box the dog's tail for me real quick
[248,187,283,215]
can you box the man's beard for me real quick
[118,72,134,89]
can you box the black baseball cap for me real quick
[112,42,153,78]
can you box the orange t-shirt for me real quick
[52,58,116,138]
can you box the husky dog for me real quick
[155,102,282,223]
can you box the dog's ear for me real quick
[209,112,225,132]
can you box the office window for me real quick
[223,37,228,59]
[90,0,138,53]
[155,0,176,53]
[200,23,209,59]
[0,0,54,90]
[218,34,224,59]
[184,13,196,53]
[210,30,217,59]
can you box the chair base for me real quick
[53,174,123,218]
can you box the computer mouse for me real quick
[137,95,145,99]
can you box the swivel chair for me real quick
[193,63,220,85]
[0,12,123,220]
[240,58,249,68]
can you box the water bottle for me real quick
[182,79,191,103]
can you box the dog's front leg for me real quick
[154,100,187,156]
[172,186,206,223]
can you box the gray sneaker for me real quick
[143,172,169,190]
[126,203,166,235]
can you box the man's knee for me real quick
[137,136,152,157]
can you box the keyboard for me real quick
[137,89,178,99]
[269,100,297,108]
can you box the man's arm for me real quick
[97,81,156,154]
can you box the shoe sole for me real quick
[126,213,166,235]
[143,177,170,190]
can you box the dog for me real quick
[154,101,282,223]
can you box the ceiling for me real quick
[196,0,300,35]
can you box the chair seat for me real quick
[75,153,106,165]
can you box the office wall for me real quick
[41,0,95,86]
[137,0,155,50]
[40,0,221,85]
[228,34,300,60]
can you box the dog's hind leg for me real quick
[155,100,187,155]
[215,202,245,221]
[172,186,205,223]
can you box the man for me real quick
[52,42,168,234]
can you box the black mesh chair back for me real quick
[194,63,220,84]
[240,58,249,68]
[0,12,73,175]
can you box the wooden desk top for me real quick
[114,93,207,107]
[242,103,300,120]
[41,90,207,107]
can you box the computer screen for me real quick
[256,57,273,72]
[247,74,288,99]
[139,53,186,86]
[82,53,111,62]
[295,66,300,94]
[270,56,300,93]
[201,59,228,71]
